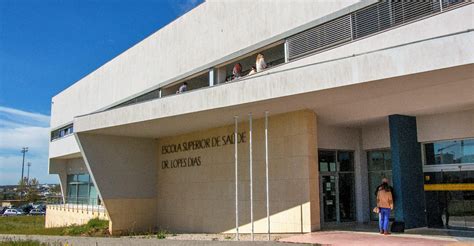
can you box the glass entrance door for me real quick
[319,150,355,224]
[321,174,338,222]
[367,150,392,220]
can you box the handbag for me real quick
[372,207,380,214]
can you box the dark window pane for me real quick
[339,173,355,221]
[384,151,392,170]
[368,151,384,171]
[338,151,354,172]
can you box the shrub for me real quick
[62,218,109,236]
[156,229,168,239]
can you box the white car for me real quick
[28,209,46,216]
[3,208,24,216]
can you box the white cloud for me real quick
[0,106,50,126]
[0,106,50,152]
[0,106,56,185]
[0,125,50,152]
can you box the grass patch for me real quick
[0,239,46,246]
[0,217,63,236]
[0,216,109,237]
[62,218,109,236]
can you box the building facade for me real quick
[47,0,474,235]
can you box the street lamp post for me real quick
[27,162,31,185]
[20,147,28,199]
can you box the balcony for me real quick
[99,0,470,115]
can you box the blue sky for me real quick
[0,0,202,185]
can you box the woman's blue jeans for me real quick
[379,208,391,232]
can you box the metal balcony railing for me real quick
[46,197,107,219]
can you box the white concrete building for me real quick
[47,0,474,235]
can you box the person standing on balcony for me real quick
[377,182,394,235]
[232,63,242,79]
[176,82,188,94]
[256,53,267,72]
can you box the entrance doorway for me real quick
[367,150,392,220]
[319,150,356,224]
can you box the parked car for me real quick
[28,208,45,216]
[36,204,46,211]
[2,208,24,216]
[18,204,33,214]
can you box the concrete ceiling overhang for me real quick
[74,64,474,139]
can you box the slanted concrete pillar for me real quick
[389,115,426,229]
[49,159,67,203]
[76,133,158,235]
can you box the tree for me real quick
[17,177,28,200]
[50,184,61,194]
[24,178,41,203]
[28,178,39,186]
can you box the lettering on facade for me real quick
[161,156,202,169]
[160,132,246,169]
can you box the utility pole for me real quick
[20,147,28,199]
[27,162,31,185]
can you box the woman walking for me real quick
[377,182,394,235]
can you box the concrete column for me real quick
[209,68,215,86]
[308,112,320,231]
[355,129,369,223]
[389,115,426,229]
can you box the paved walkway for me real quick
[0,234,305,246]
[2,230,473,245]
[279,231,473,246]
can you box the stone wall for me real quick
[156,110,319,233]
[45,205,108,228]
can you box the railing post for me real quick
[284,40,289,63]
[249,113,254,241]
[234,116,239,241]
[439,0,443,12]
[265,111,270,241]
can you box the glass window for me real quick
[67,174,77,182]
[338,151,354,172]
[89,184,98,205]
[77,184,89,204]
[77,174,90,183]
[368,150,391,171]
[424,139,474,165]
[368,151,384,171]
[384,151,392,170]
[66,173,94,204]
[67,183,77,203]
[319,151,336,172]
